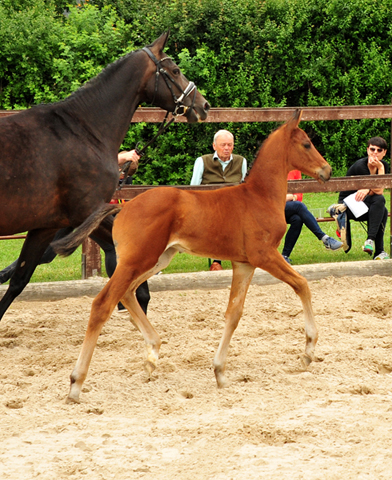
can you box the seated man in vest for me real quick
[190,129,247,270]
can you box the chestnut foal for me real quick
[57,110,332,403]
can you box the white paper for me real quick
[343,193,369,218]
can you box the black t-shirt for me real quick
[338,156,390,203]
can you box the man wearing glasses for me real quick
[332,136,390,260]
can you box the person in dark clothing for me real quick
[281,170,342,264]
[329,136,389,260]
[112,150,150,313]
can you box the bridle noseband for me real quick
[142,46,197,118]
[117,47,199,189]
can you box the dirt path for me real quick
[1,274,392,479]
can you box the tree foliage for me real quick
[1,0,392,182]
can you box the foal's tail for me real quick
[52,203,122,257]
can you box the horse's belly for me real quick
[0,201,67,235]
[167,237,248,263]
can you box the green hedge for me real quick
[1,0,392,182]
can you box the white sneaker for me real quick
[362,239,375,255]
[374,251,390,260]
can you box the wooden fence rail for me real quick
[3,104,392,123]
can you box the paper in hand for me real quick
[343,193,369,218]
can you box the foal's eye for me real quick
[304,143,311,150]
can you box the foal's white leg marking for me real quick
[67,330,102,404]
[67,289,116,403]
[299,292,318,367]
[123,293,161,377]
[213,262,255,388]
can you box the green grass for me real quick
[0,190,390,283]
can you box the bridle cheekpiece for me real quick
[142,46,197,117]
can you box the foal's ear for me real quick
[149,31,170,55]
[287,109,303,129]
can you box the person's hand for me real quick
[368,154,383,169]
[285,194,297,201]
[354,189,370,201]
[118,149,140,168]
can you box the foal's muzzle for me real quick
[317,164,332,183]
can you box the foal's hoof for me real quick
[144,360,156,378]
[299,354,312,369]
[214,369,228,388]
[65,395,80,405]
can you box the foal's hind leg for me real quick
[214,262,255,388]
[67,266,137,403]
[255,250,318,367]
[67,248,177,403]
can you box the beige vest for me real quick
[201,154,244,184]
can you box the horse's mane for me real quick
[243,122,284,180]
[30,49,139,113]
[66,51,137,103]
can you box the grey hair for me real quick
[213,129,234,144]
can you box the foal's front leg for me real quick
[257,250,318,367]
[120,288,162,377]
[214,262,255,387]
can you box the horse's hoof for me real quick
[214,370,228,388]
[65,395,80,405]
[300,354,312,369]
[144,360,156,377]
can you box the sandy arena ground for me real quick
[1,274,392,479]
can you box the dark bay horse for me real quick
[0,31,210,321]
[53,110,332,403]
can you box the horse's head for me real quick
[143,32,210,123]
[285,110,331,183]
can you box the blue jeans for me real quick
[282,201,326,257]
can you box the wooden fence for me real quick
[1,106,392,277]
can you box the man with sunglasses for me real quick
[333,136,389,259]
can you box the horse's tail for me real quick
[52,203,122,257]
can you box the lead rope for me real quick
[117,112,175,190]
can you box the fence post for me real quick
[390,99,392,256]
[81,238,101,279]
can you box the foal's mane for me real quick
[244,121,285,181]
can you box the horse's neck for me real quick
[246,130,289,200]
[61,51,146,152]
